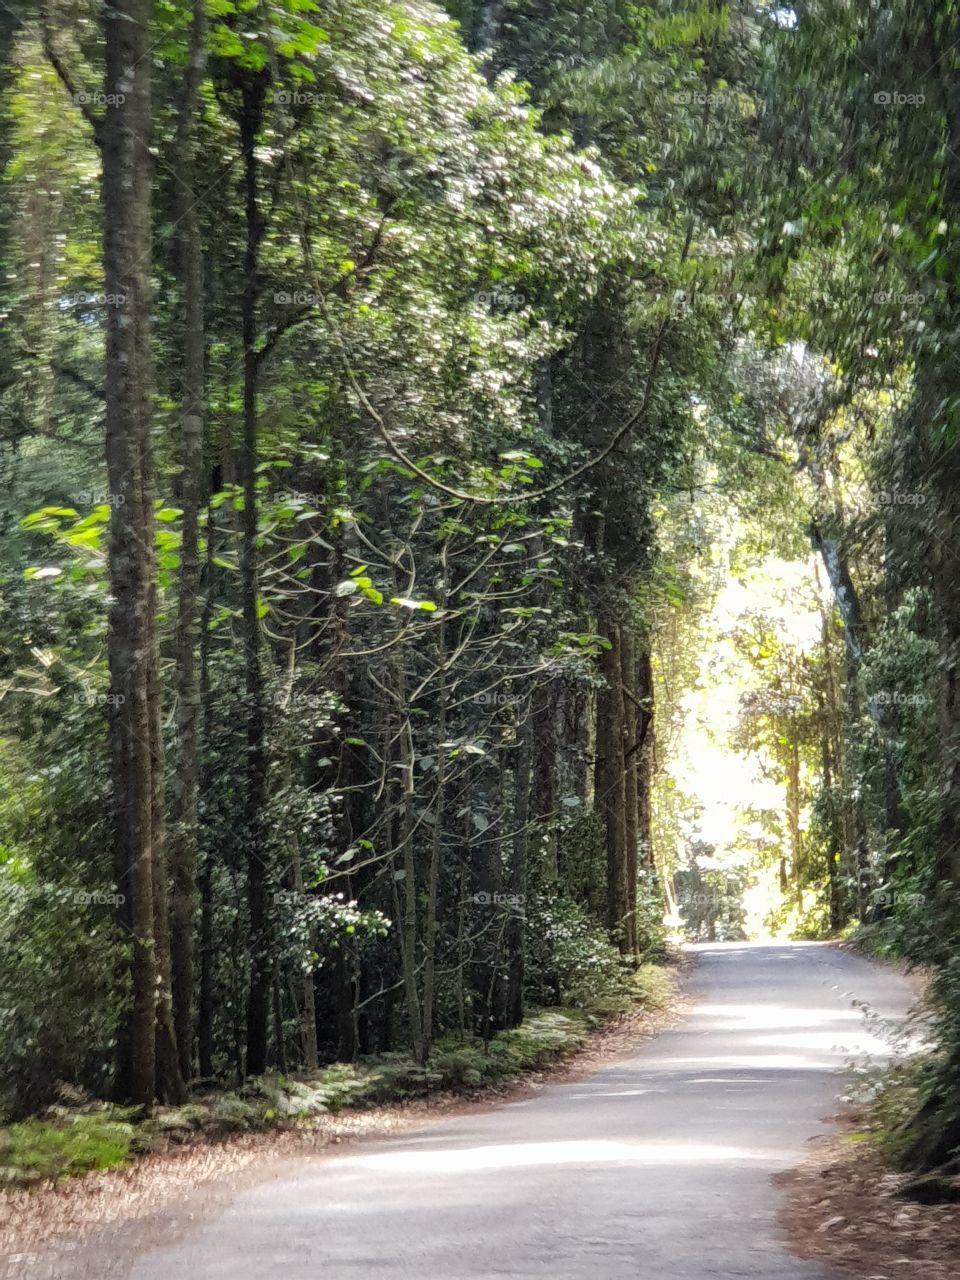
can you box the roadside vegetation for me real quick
[0,966,674,1189]
[5,0,960,1211]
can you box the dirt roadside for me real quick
[778,1118,960,1280]
[778,944,956,1280]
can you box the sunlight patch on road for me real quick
[651,1052,843,1070]
[694,1002,858,1030]
[340,1139,782,1175]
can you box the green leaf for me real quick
[389,596,438,612]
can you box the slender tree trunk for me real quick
[786,738,803,913]
[621,627,640,957]
[843,663,871,914]
[307,523,360,1061]
[271,557,322,1075]
[420,607,448,1062]
[102,0,158,1106]
[635,640,655,874]
[473,748,506,1040]
[272,979,287,1074]
[817,593,849,927]
[238,78,270,1078]
[279,649,319,1074]
[169,0,207,1087]
[821,734,843,932]
[456,862,467,1041]
[150,637,187,1103]
[197,490,217,1080]
[395,668,424,1062]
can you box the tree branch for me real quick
[42,29,103,149]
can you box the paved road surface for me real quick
[128,942,915,1280]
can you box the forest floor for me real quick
[779,1116,960,1280]
[0,964,691,1279]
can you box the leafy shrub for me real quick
[209,1095,259,1131]
[791,896,834,941]
[524,892,633,1012]
[634,872,668,958]
[0,869,125,1118]
[557,812,606,921]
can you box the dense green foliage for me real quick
[2,0,702,1116]
[3,0,960,1189]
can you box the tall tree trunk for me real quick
[102,0,159,1106]
[786,737,803,913]
[843,660,871,913]
[621,627,640,957]
[473,746,506,1040]
[306,523,359,1061]
[290,835,319,1073]
[150,633,187,1103]
[420,608,448,1063]
[197,489,217,1080]
[238,78,270,1077]
[816,590,849,926]
[278,642,319,1075]
[169,0,207,1088]
[821,733,843,932]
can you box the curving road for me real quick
[127,942,914,1280]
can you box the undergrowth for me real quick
[0,965,676,1190]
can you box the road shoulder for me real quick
[0,964,692,1280]
[778,944,954,1279]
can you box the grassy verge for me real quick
[0,1112,138,1185]
[0,964,676,1190]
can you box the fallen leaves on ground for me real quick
[779,1113,960,1280]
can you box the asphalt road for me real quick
[127,942,915,1280]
